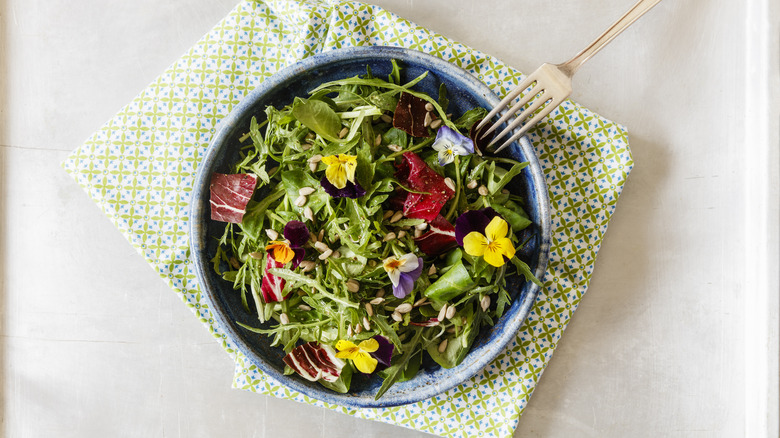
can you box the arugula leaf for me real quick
[291,97,343,142]
[424,260,474,302]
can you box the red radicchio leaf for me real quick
[409,318,441,327]
[283,342,344,382]
[392,92,431,138]
[261,256,287,302]
[395,152,454,221]
[414,214,458,255]
[209,173,257,223]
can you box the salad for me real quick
[208,60,541,399]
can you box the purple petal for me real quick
[320,177,366,199]
[455,209,492,245]
[370,335,394,368]
[435,125,474,154]
[291,248,305,269]
[392,257,423,298]
[284,220,309,248]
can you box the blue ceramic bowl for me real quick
[189,46,550,408]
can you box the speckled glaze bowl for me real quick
[189,46,551,408]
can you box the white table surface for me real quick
[2,0,778,437]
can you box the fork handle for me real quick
[559,0,662,76]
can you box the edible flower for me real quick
[383,253,424,298]
[265,220,309,268]
[321,154,357,189]
[320,177,366,199]
[335,338,380,374]
[431,125,474,166]
[462,216,516,267]
[454,208,499,246]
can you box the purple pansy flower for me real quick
[431,125,475,166]
[320,177,366,199]
[454,208,499,246]
[382,253,424,298]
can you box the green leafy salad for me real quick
[207,60,541,399]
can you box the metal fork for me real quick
[477,0,662,153]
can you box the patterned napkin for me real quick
[62,0,632,437]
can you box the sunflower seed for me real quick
[264,229,279,240]
[298,304,312,311]
[308,154,322,163]
[362,316,371,331]
[268,167,278,175]
[466,179,478,189]
[306,132,315,140]
[390,211,404,223]
[369,297,385,305]
[437,305,448,322]
[391,311,403,322]
[318,249,333,260]
[424,102,435,112]
[280,313,290,325]
[304,206,314,222]
[355,323,363,334]
[481,295,491,311]
[309,161,318,172]
[413,297,428,307]
[414,228,423,238]
[478,185,489,196]
[376,288,385,298]
[365,302,374,317]
[294,195,307,207]
[387,144,402,152]
[298,187,316,196]
[299,260,316,272]
[383,232,396,242]
[423,112,432,127]
[415,222,428,231]
[444,177,455,191]
[397,230,407,239]
[249,252,264,260]
[331,250,340,259]
[445,305,456,320]
[229,257,240,269]
[339,127,349,139]
[383,210,394,220]
[318,229,325,241]
[428,265,437,276]
[301,143,312,151]
[380,114,393,124]
[347,325,353,337]
[430,119,442,129]
[346,279,360,293]
[438,338,448,353]
[314,241,329,252]
[396,303,413,314]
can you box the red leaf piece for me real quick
[395,152,454,221]
[209,173,257,223]
[283,342,344,382]
[414,215,458,255]
[261,256,287,302]
[393,92,431,138]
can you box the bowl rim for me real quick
[189,45,551,408]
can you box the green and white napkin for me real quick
[62,1,633,437]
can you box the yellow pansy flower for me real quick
[462,216,516,267]
[321,154,357,189]
[335,338,379,374]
